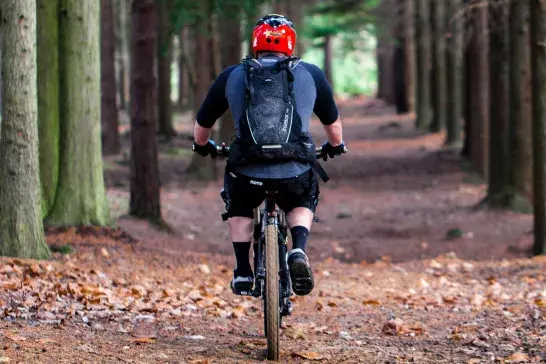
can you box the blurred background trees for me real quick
[3,0,546,258]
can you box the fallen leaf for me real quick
[506,352,529,362]
[36,338,56,345]
[362,299,381,306]
[315,301,324,311]
[127,337,156,343]
[0,357,10,363]
[6,334,27,342]
[100,248,110,258]
[382,318,404,336]
[291,351,324,360]
[535,298,546,308]
[327,300,337,307]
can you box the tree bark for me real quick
[101,0,121,155]
[430,0,447,132]
[506,0,532,208]
[218,7,241,143]
[157,0,175,139]
[445,0,463,146]
[0,0,50,259]
[414,0,432,130]
[186,5,218,182]
[47,0,110,226]
[129,0,161,220]
[37,0,60,218]
[531,0,546,255]
[394,0,412,113]
[467,0,489,177]
[324,33,333,87]
[487,0,510,207]
[115,0,130,110]
[178,27,189,108]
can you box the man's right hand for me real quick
[320,141,347,161]
[192,140,218,158]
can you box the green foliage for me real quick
[445,228,463,240]
[49,244,72,254]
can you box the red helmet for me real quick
[252,14,296,57]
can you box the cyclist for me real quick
[192,14,345,296]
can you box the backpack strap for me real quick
[242,57,262,106]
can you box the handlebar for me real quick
[214,143,335,159]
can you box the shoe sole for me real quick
[230,281,253,296]
[289,258,314,296]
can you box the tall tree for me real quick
[0,0,50,259]
[394,0,413,113]
[414,0,432,130]
[130,0,162,220]
[486,0,510,207]
[157,0,176,139]
[532,0,546,255]
[101,0,121,155]
[37,0,60,217]
[186,0,217,181]
[115,0,130,110]
[218,5,242,142]
[466,0,489,177]
[178,27,189,108]
[47,0,110,225]
[323,33,334,86]
[507,0,532,207]
[445,0,463,146]
[429,0,447,132]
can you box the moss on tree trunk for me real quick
[37,0,60,218]
[0,0,50,259]
[46,0,110,226]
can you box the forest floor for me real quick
[1,97,546,363]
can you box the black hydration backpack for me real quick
[228,56,316,167]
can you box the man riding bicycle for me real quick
[192,14,346,297]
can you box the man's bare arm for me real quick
[323,118,343,146]
[194,123,212,146]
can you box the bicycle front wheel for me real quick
[265,224,280,360]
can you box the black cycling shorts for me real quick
[223,168,319,219]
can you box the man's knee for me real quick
[229,217,254,241]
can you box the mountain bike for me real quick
[212,143,344,360]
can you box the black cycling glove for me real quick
[320,141,347,161]
[192,140,218,158]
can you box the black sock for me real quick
[233,242,252,276]
[290,226,309,252]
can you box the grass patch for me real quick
[49,244,72,255]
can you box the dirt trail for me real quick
[1,98,544,363]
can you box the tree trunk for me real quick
[285,1,305,56]
[101,0,121,155]
[115,0,130,110]
[445,0,463,146]
[430,0,447,132]
[394,0,411,113]
[129,0,162,220]
[245,0,259,56]
[0,0,50,259]
[404,0,415,111]
[324,33,333,87]
[487,0,510,207]
[531,0,546,255]
[507,0,532,209]
[47,0,110,226]
[178,27,189,108]
[157,0,175,139]
[414,0,432,130]
[467,0,489,177]
[186,2,217,181]
[37,0,60,218]
[218,8,241,143]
